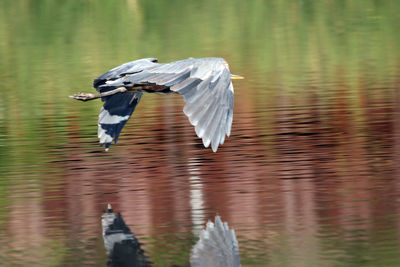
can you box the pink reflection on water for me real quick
[2,77,399,265]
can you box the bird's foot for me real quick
[69,92,98,101]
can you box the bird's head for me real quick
[222,60,244,80]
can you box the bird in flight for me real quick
[70,57,243,152]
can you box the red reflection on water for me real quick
[2,80,400,265]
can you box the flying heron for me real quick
[71,57,243,152]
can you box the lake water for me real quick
[1,0,400,266]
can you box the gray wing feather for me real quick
[181,77,213,105]
[195,98,219,138]
[175,67,233,152]
[170,77,202,93]
[169,61,233,152]
[100,68,193,90]
[204,104,224,149]
[219,106,229,145]
[94,58,158,89]
[191,66,213,80]
[186,90,215,126]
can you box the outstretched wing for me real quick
[170,61,234,152]
[94,58,158,149]
[100,57,234,152]
[190,216,240,267]
[158,58,234,152]
[97,91,142,150]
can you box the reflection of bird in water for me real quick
[102,204,150,267]
[190,215,241,267]
[101,204,240,267]
[71,58,243,152]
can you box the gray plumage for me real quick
[93,57,239,152]
[191,216,241,267]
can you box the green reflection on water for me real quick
[0,0,399,266]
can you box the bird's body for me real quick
[71,57,242,152]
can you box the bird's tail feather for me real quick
[97,91,143,149]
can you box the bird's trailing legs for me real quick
[70,87,128,101]
[70,84,168,101]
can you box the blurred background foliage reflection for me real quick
[0,0,399,266]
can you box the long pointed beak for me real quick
[230,74,244,80]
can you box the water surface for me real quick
[0,0,400,266]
